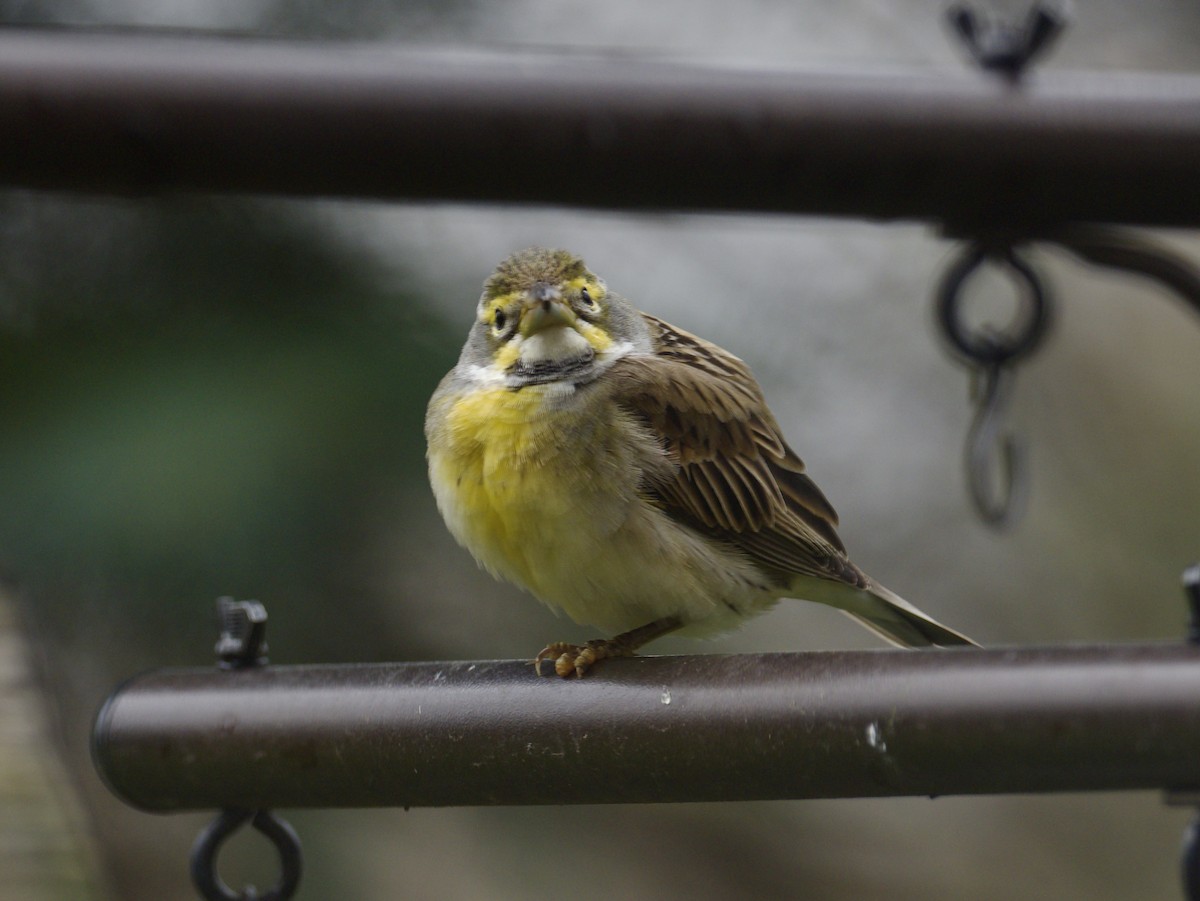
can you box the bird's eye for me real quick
[580,287,595,308]
[493,309,508,333]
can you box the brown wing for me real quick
[607,313,861,586]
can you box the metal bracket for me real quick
[190,599,302,901]
[937,7,1200,529]
[1047,226,1200,319]
[935,3,1066,527]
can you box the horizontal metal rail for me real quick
[93,644,1200,811]
[1,31,1198,226]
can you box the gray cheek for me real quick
[457,326,496,368]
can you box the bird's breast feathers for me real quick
[427,375,639,593]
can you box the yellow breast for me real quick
[427,381,634,597]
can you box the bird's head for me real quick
[460,248,650,386]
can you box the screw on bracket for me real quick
[946,1,1070,81]
[215,596,269,669]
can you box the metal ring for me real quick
[191,809,303,901]
[935,244,1051,368]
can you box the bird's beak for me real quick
[518,288,577,337]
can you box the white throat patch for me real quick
[518,326,591,365]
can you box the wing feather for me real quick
[608,313,852,583]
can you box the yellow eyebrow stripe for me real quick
[480,292,520,324]
[566,276,606,300]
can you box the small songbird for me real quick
[425,248,976,677]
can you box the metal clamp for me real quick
[190,599,302,901]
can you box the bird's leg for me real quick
[535,616,683,678]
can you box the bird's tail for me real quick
[832,580,978,648]
[801,578,979,647]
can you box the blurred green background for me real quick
[3,1,1200,899]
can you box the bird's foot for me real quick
[534,639,630,678]
[533,617,684,678]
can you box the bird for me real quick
[425,248,976,677]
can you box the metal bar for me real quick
[1,32,1198,226]
[92,644,1200,812]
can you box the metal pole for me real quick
[92,644,1200,812]
[0,31,1198,227]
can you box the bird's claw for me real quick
[534,640,614,678]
